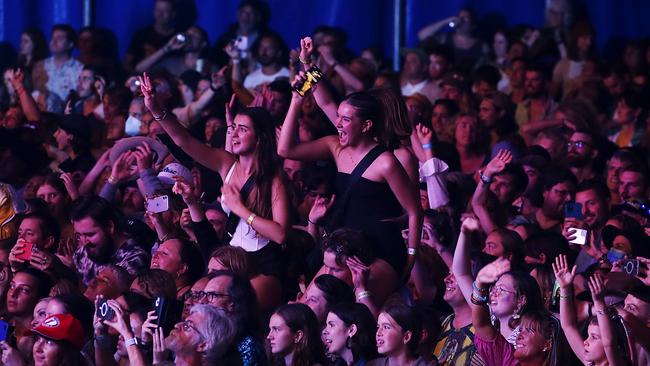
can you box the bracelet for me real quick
[472,281,489,294]
[298,56,309,64]
[107,175,119,185]
[152,110,167,121]
[356,290,371,301]
[232,59,240,65]
[480,172,492,185]
[559,294,571,300]
[159,233,170,243]
[421,143,432,150]
[307,218,318,225]
[471,292,488,305]
[407,247,417,256]
[246,213,257,226]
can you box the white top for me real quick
[220,163,270,252]
[243,66,290,91]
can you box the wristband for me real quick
[246,213,257,226]
[472,281,489,294]
[471,292,488,305]
[407,247,417,256]
[307,218,318,225]
[152,110,167,121]
[125,337,140,348]
[107,175,119,185]
[298,56,309,64]
[232,59,240,65]
[356,291,371,301]
[421,143,432,150]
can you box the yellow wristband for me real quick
[246,213,257,226]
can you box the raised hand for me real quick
[552,254,576,289]
[0,341,26,366]
[110,151,137,184]
[588,274,606,306]
[8,68,25,90]
[140,310,158,345]
[152,327,168,364]
[172,175,200,205]
[483,149,512,178]
[132,142,154,172]
[225,93,236,128]
[346,256,370,291]
[415,124,433,145]
[211,66,227,91]
[460,216,481,233]
[163,35,185,53]
[59,172,79,201]
[308,195,336,224]
[299,37,314,64]
[476,257,511,287]
[103,300,132,338]
[138,73,163,117]
[220,184,244,216]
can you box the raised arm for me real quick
[9,69,40,122]
[471,149,512,234]
[138,73,234,177]
[276,81,334,162]
[173,70,225,127]
[416,124,450,209]
[472,258,511,341]
[453,217,480,304]
[299,37,338,123]
[552,254,587,364]
[417,16,457,40]
[589,275,627,366]
[319,45,364,92]
[135,36,184,73]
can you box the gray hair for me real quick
[190,304,236,365]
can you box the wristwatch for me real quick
[480,172,492,185]
[125,337,140,348]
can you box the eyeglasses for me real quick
[566,141,589,149]
[181,320,196,332]
[490,285,517,297]
[182,291,206,302]
[202,291,230,303]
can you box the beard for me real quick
[565,153,590,167]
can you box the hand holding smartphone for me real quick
[15,242,34,262]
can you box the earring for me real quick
[346,336,352,349]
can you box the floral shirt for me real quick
[43,57,84,101]
[73,239,150,285]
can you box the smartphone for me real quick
[0,320,13,341]
[550,279,561,313]
[16,242,34,262]
[568,228,588,245]
[96,299,115,321]
[234,36,248,51]
[175,34,186,43]
[154,296,183,336]
[146,195,169,214]
[564,202,583,220]
[621,259,641,276]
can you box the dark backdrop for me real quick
[1,0,650,61]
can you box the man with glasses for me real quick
[161,305,237,365]
[565,130,599,183]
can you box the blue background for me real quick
[1,0,650,60]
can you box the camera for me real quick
[96,299,115,321]
[621,259,641,276]
[292,65,324,97]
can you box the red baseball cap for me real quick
[29,314,85,350]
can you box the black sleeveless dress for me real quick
[331,172,406,273]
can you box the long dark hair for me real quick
[367,88,411,149]
[270,303,326,366]
[237,107,285,220]
[496,271,544,330]
[329,303,378,362]
[18,28,48,67]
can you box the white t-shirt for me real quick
[243,66,290,90]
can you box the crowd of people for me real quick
[1,0,650,365]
